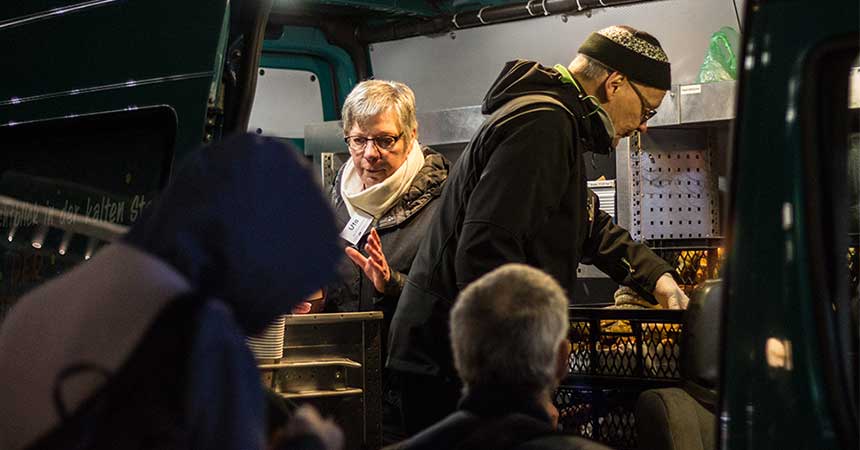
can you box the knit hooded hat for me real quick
[124,133,342,335]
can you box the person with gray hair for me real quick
[450,263,570,395]
[384,264,610,450]
[311,79,450,318]
[298,79,450,444]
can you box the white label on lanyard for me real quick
[340,212,373,246]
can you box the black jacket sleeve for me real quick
[454,108,573,289]
[581,191,674,296]
[372,269,406,305]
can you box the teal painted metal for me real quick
[724,0,859,448]
[286,138,305,151]
[269,0,535,17]
[0,0,230,162]
[259,54,340,121]
[450,0,512,12]
[272,0,448,17]
[209,4,231,109]
[262,26,358,116]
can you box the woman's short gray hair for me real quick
[568,53,612,81]
[450,263,569,392]
[341,79,418,143]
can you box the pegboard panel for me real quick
[630,129,720,241]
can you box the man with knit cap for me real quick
[388,25,690,434]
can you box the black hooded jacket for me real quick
[387,60,674,377]
[324,146,450,315]
[124,133,342,336]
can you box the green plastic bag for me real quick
[697,27,740,83]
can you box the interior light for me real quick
[58,230,72,255]
[31,225,48,249]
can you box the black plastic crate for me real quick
[555,384,642,450]
[847,246,858,295]
[566,308,684,381]
[648,238,724,294]
[555,308,685,450]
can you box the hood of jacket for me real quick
[124,133,342,335]
[481,59,613,154]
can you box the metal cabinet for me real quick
[259,312,384,450]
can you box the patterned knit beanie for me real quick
[578,25,671,90]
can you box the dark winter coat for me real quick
[383,385,611,450]
[324,146,450,317]
[387,60,674,378]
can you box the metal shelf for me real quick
[283,311,383,324]
[280,388,364,399]
[677,81,736,124]
[647,80,738,127]
[304,81,739,163]
[258,357,363,370]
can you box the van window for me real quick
[806,43,860,446]
[845,61,859,418]
[247,68,324,139]
[0,106,176,321]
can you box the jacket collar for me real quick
[458,384,552,424]
[333,146,449,229]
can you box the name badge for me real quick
[340,212,373,246]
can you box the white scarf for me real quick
[341,140,425,219]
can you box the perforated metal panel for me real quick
[631,144,719,239]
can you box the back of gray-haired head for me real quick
[568,54,612,82]
[341,79,418,143]
[450,263,569,392]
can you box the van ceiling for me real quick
[270,0,512,21]
[268,0,662,43]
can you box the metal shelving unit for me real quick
[259,311,384,450]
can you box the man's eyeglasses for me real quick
[344,133,403,152]
[628,81,658,124]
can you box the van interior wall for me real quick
[369,0,745,112]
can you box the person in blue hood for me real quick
[387,25,691,434]
[0,134,343,450]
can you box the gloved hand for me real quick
[653,273,690,309]
[613,286,658,309]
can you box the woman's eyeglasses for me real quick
[344,133,403,152]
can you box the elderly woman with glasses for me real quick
[306,79,449,444]
[312,79,449,325]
